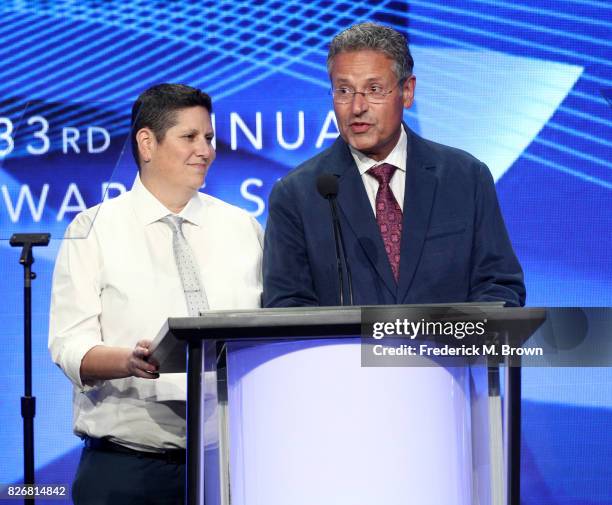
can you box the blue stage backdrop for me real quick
[0,1,610,503]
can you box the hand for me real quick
[127,340,160,379]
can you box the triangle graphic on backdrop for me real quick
[411,48,583,182]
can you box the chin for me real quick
[344,130,369,145]
[351,139,377,154]
[192,174,206,187]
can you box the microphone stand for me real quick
[328,198,353,306]
[10,233,51,505]
[327,197,345,306]
[317,173,354,307]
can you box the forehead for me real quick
[169,106,211,130]
[330,50,396,83]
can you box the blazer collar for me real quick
[396,130,438,303]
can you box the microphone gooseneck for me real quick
[316,174,353,306]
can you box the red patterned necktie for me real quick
[367,163,403,282]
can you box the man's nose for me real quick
[351,91,369,115]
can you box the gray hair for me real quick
[327,22,414,82]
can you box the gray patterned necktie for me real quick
[161,215,209,316]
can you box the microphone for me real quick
[316,174,353,306]
[316,174,339,199]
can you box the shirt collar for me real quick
[130,173,205,226]
[349,125,408,175]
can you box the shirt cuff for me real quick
[62,340,108,392]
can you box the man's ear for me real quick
[402,75,416,109]
[136,127,155,163]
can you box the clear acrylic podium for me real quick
[151,304,546,505]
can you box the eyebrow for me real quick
[181,127,214,136]
[334,76,386,85]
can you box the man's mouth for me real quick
[349,122,371,134]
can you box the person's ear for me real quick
[402,75,416,109]
[136,128,155,163]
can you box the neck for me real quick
[140,173,193,214]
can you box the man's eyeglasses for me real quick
[330,81,402,104]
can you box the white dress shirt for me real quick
[49,175,263,451]
[349,125,408,213]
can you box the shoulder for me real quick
[64,191,133,239]
[197,192,252,220]
[270,139,350,205]
[410,132,489,187]
[197,192,263,237]
[416,133,483,169]
[281,145,336,187]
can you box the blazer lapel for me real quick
[397,130,438,303]
[328,138,397,297]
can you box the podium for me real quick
[151,304,546,505]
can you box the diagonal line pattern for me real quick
[0,0,609,191]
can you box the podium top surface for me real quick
[154,303,544,342]
[149,304,547,373]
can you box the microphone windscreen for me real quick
[316,173,339,199]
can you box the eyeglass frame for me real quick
[329,78,408,104]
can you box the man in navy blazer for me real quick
[263,23,525,308]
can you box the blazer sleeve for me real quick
[263,177,319,307]
[468,163,526,307]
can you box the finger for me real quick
[130,357,158,375]
[133,346,151,359]
[136,357,158,372]
[132,368,159,379]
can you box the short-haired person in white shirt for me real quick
[49,83,263,504]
